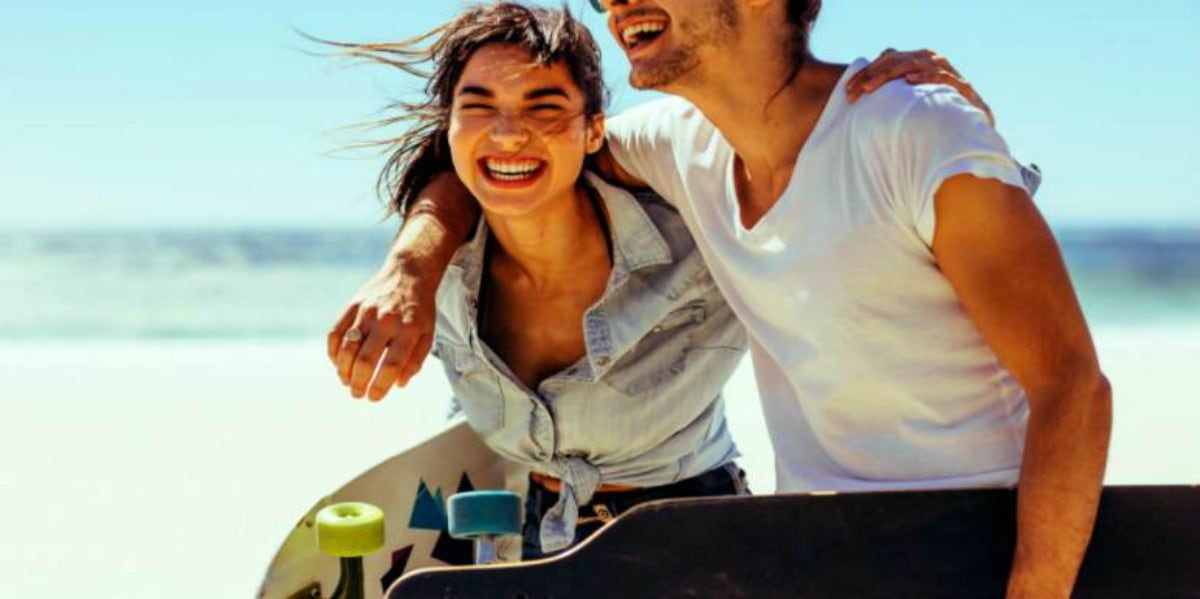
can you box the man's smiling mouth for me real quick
[620,18,667,50]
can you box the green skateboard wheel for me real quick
[448,491,522,539]
[316,502,385,557]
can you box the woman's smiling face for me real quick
[448,43,605,219]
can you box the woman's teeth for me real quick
[485,159,542,181]
[621,21,666,48]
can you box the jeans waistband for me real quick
[527,462,746,524]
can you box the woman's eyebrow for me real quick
[525,86,570,101]
[458,85,494,98]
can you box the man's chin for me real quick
[628,73,659,90]
[627,54,698,91]
[629,66,673,90]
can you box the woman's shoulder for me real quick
[583,171,692,257]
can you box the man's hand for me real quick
[328,259,438,402]
[846,48,995,126]
[327,172,479,402]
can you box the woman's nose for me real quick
[489,114,530,150]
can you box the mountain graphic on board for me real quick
[408,480,448,531]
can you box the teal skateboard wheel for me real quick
[316,502,385,557]
[448,491,522,539]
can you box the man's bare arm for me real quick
[931,174,1111,599]
[327,172,479,401]
[328,140,641,402]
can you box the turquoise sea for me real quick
[1,227,1197,599]
[1,227,1198,340]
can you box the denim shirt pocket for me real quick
[602,301,707,395]
[435,339,505,434]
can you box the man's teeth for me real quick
[486,159,541,180]
[622,21,666,47]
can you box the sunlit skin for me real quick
[601,0,736,91]
[449,44,604,221]
[331,9,1108,597]
[335,8,994,397]
[447,43,611,389]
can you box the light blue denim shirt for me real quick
[432,172,747,552]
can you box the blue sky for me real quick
[1,0,1196,229]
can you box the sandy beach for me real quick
[1,325,1196,598]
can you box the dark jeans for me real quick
[521,462,750,559]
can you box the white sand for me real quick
[0,325,1195,598]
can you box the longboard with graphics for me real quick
[387,486,1200,598]
[257,419,529,599]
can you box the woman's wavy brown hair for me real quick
[317,2,607,218]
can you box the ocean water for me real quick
[1,227,1196,599]
[1,227,1197,339]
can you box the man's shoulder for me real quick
[608,96,712,139]
[849,80,988,136]
[615,95,699,119]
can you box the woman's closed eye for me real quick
[458,103,496,114]
[527,103,566,117]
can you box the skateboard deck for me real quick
[388,485,1200,598]
[258,419,529,599]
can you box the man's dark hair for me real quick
[318,3,607,218]
[787,0,822,61]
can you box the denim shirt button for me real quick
[595,356,610,367]
[651,325,663,334]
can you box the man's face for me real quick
[598,0,739,90]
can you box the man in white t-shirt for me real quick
[329,2,1110,597]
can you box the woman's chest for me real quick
[478,288,593,389]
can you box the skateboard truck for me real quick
[315,502,385,599]
[447,491,522,564]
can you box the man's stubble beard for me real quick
[628,0,738,90]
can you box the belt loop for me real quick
[725,462,751,496]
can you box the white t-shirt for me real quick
[606,58,1032,492]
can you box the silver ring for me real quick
[344,327,364,344]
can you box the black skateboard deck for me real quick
[387,485,1200,598]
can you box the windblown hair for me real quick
[318,2,607,218]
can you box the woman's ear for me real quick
[585,113,606,155]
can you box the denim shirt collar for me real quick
[448,170,673,297]
[584,172,674,280]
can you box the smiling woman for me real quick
[447,43,605,219]
[312,5,607,219]
[314,2,751,560]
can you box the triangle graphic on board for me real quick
[456,472,476,494]
[379,544,414,592]
[408,479,447,531]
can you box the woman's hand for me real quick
[846,48,995,126]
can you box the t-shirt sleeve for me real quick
[893,87,1030,246]
[604,97,692,207]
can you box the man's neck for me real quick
[666,54,846,220]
